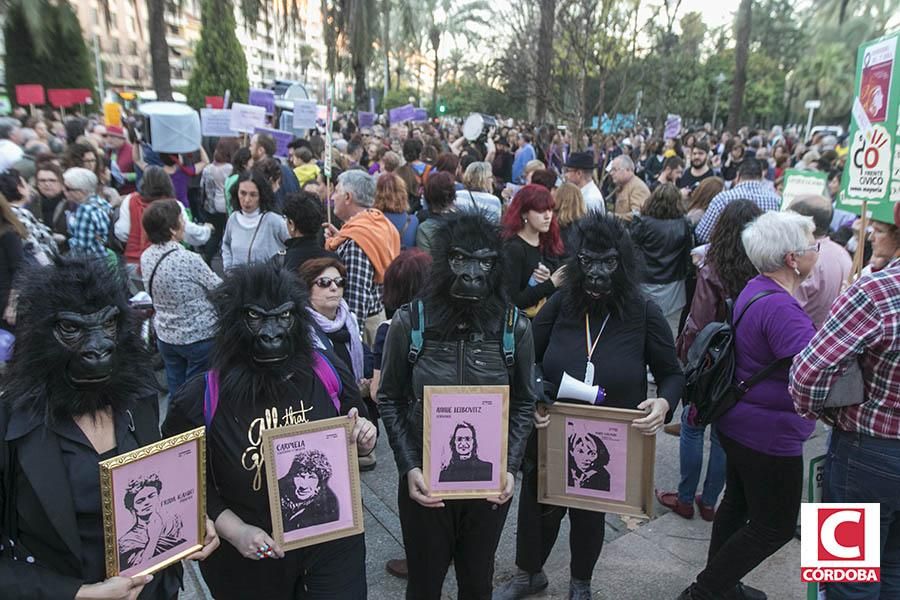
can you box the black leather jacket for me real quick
[630,215,693,284]
[378,301,537,477]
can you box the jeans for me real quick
[824,429,900,600]
[678,407,727,506]
[695,432,802,595]
[157,338,214,396]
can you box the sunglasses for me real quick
[313,277,345,289]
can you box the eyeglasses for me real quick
[64,186,80,193]
[313,277,345,289]
[799,242,820,254]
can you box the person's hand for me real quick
[322,222,339,239]
[680,187,690,199]
[75,575,153,600]
[532,263,551,284]
[486,471,515,505]
[711,154,722,169]
[185,517,220,561]
[501,185,514,201]
[533,403,550,429]
[205,223,215,232]
[550,264,567,288]
[348,407,377,456]
[233,523,284,560]
[406,467,444,508]
[632,397,669,435]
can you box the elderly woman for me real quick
[63,167,112,261]
[221,170,289,269]
[141,200,222,395]
[0,169,57,263]
[116,166,212,289]
[680,211,818,600]
[455,161,502,222]
[374,173,418,249]
[299,257,364,385]
[498,213,683,600]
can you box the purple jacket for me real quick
[717,275,816,456]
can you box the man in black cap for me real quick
[563,151,606,213]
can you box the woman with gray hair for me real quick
[680,211,819,600]
[455,161,502,222]
[63,167,113,260]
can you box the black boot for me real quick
[723,582,767,600]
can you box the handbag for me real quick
[823,358,866,408]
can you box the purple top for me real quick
[717,275,816,456]
[170,163,196,210]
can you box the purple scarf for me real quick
[307,300,364,380]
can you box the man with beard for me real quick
[677,140,715,196]
[379,212,537,599]
[495,213,683,600]
[439,422,494,483]
[162,263,376,600]
[0,257,218,600]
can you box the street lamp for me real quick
[711,72,726,129]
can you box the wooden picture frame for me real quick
[423,385,509,500]
[100,426,207,578]
[261,416,364,551]
[538,403,655,519]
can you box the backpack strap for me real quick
[408,299,425,364]
[502,305,519,368]
[203,369,220,429]
[312,351,343,414]
[732,290,777,329]
[731,289,788,394]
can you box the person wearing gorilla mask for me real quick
[379,212,538,600]
[163,263,376,600]
[495,213,683,600]
[0,257,219,600]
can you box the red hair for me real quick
[502,184,564,256]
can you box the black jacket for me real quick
[282,236,340,273]
[629,215,693,285]
[0,394,181,600]
[378,301,537,477]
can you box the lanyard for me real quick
[585,313,610,362]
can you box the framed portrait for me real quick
[423,385,509,500]
[100,426,206,578]
[538,403,656,519]
[261,416,364,551]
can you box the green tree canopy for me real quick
[186,0,249,108]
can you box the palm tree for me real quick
[421,0,490,113]
[726,0,752,131]
[321,0,377,109]
[298,43,318,85]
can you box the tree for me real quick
[3,1,94,94]
[534,0,557,123]
[726,0,752,131]
[147,0,173,101]
[186,0,249,108]
[321,0,377,109]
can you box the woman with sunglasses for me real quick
[299,257,365,392]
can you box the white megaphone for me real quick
[557,372,606,405]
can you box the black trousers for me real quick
[398,476,511,600]
[201,211,227,264]
[514,431,606,580]
[695,431,802,594]
[199,532,366,600]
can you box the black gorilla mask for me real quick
[448,247,498,301]
[564,213,642,318]
[210,263,315,406]
[55,305,120,389]
[424,213,508,336]
[577,249,620,300]
[243,302,296,365]
[7,257,152,421]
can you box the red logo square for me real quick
[817,508,867,561]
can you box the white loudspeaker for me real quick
[557,372,605,405]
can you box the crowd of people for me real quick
[0,103,896,600]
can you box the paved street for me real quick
[179,404,828,600]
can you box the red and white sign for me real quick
[801,503,881,583]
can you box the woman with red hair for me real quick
[501,183,566,316]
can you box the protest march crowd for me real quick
[0,102,896,600]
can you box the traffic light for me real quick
[438,103,446,114]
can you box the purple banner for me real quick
[249,88,276,115]
[253,127,294,158]
[412,108,428,122]
[389,103,416,123]
[664,114,682,140]
[358,111,375,129]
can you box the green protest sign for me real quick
[838,32,900,225]
[781,169,828,210]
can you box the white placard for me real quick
[293,100,318,130]
[229,103,266,134]
[853,96,873,134]
[200,109,237,137]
